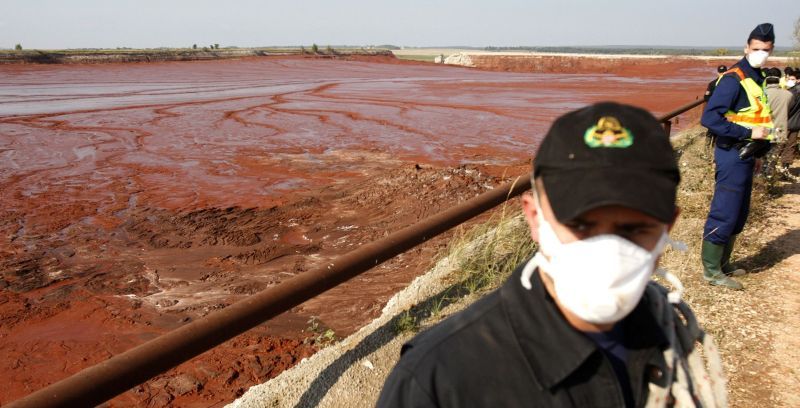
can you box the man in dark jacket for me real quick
[377,103,726,408]
[781,68,800,177]
[699,23,776,290]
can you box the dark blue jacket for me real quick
[701,57,764,141]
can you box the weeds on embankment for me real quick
[393,183,536,335]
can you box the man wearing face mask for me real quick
[378,102,726,408]
[699,23,776,290]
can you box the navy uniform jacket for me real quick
[377,263,670,408]
[701,57,763,141]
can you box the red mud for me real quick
[1,55,718,406]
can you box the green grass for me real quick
[393,54,438,63]
[394,310,419,334]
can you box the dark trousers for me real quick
[778,130,798,167]
[703,145,754,245]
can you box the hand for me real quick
[750,127,768,140]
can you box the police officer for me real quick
[378,102,726,408]
[700,23,776,290]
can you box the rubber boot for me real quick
[701,240,744,290]
[721,235,746,276]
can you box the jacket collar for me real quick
[500,260,667,390]
[736,57,764,84]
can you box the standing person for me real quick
[764,67,794,177]
[781,68,800,178]
[704,64,728,102]
[378,102,727,408]
[700,23,776,290]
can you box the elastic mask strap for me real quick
[656,268,685,304]
[658,234,687,303]
[520,253,545,290]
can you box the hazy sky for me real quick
[2,0,798,49]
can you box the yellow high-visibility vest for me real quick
[717,67,775,138]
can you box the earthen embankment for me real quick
[451,52,742,75]
[0,48,393,64]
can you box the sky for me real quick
[2,0,799,50]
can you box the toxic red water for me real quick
[0,55,725,406]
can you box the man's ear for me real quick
[667,207,681,233]
[521,193,540,243]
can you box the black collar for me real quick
[736,57,764,84]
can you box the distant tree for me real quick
[214,43,219,49]
[794,16,800,47]
[15,43,22,51]
[311,43,319,54]
[714,48,729,56]
[192,44,197,49]
[791,16,800,67]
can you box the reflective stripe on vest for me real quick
[718,67,775,130]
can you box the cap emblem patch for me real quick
[584,116,633,148]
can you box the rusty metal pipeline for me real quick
[659,98,703,136]
[660,98,704,122]
[7,99,703,408]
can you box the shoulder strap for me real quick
[723,66,746,81]
[643,283,704,357]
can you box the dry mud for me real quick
[1,55,714,406]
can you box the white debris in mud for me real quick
[444,52,475,67]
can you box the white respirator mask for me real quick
[787,79,797,88]
[746,50,769,68]
[520,194,684,324]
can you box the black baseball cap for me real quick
[764,67,782,80]
[533,102,680,223]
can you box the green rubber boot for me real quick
[721,235,746,276]
[701,240,744,290]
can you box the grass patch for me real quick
[394,310,419,335]
[393,54,438,63]
[399,191,536,333]
[449,211,535,297]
